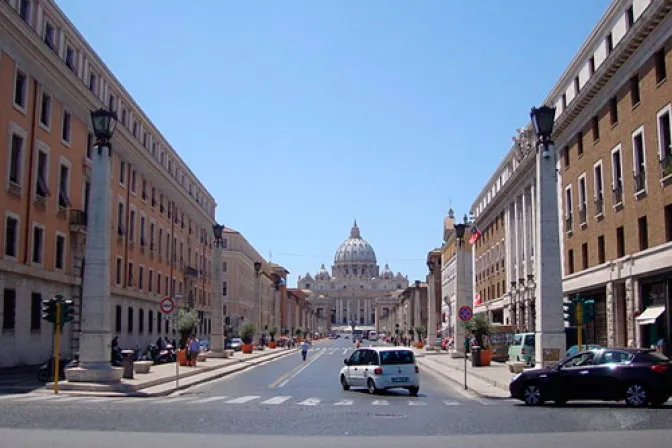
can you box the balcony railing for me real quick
[578,206,587,225]
[69,209,88,227]
[565,213,573,233]
[660,154,672,179]
[184,266,199,277]
[634,170,646,193]
[594,195,604,216]
[613,184,623,206]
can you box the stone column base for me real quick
[207,350,230,358]
[65,363,123,383]
[449,350,466,358]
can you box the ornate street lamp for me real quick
[427,259,435,272]
[253,261,262,275]
[454,222,466,247]
[90,108,117,150]
[212,223,224,247]
[530,105,556,158]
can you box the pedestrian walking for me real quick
[300,340,310,361]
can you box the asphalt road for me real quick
[1,338,671,442]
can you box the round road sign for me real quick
[160,297,174,314]
[458,305,473,322]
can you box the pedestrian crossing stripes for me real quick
[1,393,507,407]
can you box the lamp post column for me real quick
[209,230,226,357]
[427,272,437,347]
[253,261,262,345]
[66,116,122,383]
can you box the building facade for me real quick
[440,210,473,355]
[297,222,409,329]
[553,0,672,352]
[0,0,216,367]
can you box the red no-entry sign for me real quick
[458,305,473,322]
[160,297,174,314]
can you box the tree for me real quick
[414,325,427,342]
[269,326,278,342]
[239,321,255,344]
[463,314,493,349]
[176,309,199,346]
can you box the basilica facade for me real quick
[297,222,409,328]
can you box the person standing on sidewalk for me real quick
[300,340,310,361]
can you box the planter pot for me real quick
[241,343,254,354]
[479,349,493,367]
[177,349,188,366]
[297,338,304,343]
[268,342,277,349]
[415,342,425,349]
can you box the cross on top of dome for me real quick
[350,220,361,239]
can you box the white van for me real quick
[368,331,378,341]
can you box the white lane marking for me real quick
[85,398,122,403]
[13,395,58,402]
[372,400,389,406]
[333,399,353,406]
[342,349,348,355]
[0,394,22,401]
[298,397,321,406]
[52,397,85,402]
[225,395,260,404]
[162,397,193,403]
[408,400,427,406]
[190,396,229,404]
[443,400,461,406]
[261,396,292,405]
[277,351,324,388]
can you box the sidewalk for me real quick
[414,350,513,399]
[43,347,298,397]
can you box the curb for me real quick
[38,348,299,397]
[418,358,511,400]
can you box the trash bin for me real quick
[471,346,482,367]
[121,350,135,379]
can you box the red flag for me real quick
[468,225,482,245]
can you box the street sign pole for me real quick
[576,299,584,352]
[458,305,474,391]
[53,302,62,394]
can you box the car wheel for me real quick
[522,383,544,406]
[367,378,378,394]
[624,383,649,407]
[340,375,350,391]
[408,386,419,397]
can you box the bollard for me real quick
[121,350,135,379]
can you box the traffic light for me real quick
[582,299,595,323]
[563,300,576,326]
[42,298,57,323]
[62,300,75,324]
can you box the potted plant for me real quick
[464,314,494,367]
[414,325,427,349]
[239,321,255,354]
[175,309,199,366]
[295,327,304,342]
[268,326,278,349]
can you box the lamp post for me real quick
[65,109,122,384]
[210,223,227,357]
[530,105,565,367]
[253,261,262,345]
[426,255,440,348]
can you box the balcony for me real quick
[660,154,672,182]
[69,209,88,233]
[184,266,199,278]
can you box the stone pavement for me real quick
[42,347,298,397]
[414,350,514,399]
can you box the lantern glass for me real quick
[454,223,466,239]
[254,261,262,273]
[212,223,224,239]
[530,106,556,138]
[90,108,118,140]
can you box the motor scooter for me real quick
[37,356,78,382]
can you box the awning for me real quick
[636,305,666,325]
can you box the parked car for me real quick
[508,333,535,366]
[564,344,603,359]
[340,347,420,396]
[510,348,672,407]
[226,337,243,351]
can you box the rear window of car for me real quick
[380,350,414,365]
[637,351,670,363]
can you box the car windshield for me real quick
[380,350,414,365]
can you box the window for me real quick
[143,132,148,148]
[132,121,138,137]
[4,215,19,258]
[605,33,613,55]
[630,75,640,106]
[157,273,162,295]
[222,281,228,296]
[638,216,648,250]
[609,97,618,126]
[632,128,646,193]
[13,69,27,110]
[574,76,580,95]
[222,261,227,272]
[55,233,65,270]
[36,149,49,198]
[592,116,600,142]
[61,111,71,144]
[129,210,136,242]
[128,262,134,286]
[148,269,154,292]
[594,161,604,216]
[117,202,125,236]
[115,305,122,333]
[150,223,155,249]
[116,258,122,285]
[578,175,587,224]
[127,307,134,333]
[3,288,16,331]
[139,266,144,290]
[567,249,574,275]
[564,185,573,231]
[44,22,55,50]
[108,93,116,112]
[119,161,126,185]
[19,0,31,23]
[562,93,567,110]
[597,235,605,264]
[666,205,672,242]
[589,56,595,75]
[9,133,24,186]
[158,228,163,255]
[616,226,625,257]
[30,292,41,331]
[139,309,144,334]
[121,108,127,126]
[86,133,93,159]
[58,163,70,208]
[658,105,672,177]
[626,5,634,30]
[140,216,146,245]
[611,146,623,205]
[88,71,97,94]
[581,243,588,270]
[577,132,584,156]
[32,224,44,264]
[148,310,153,334]
[655,48,667,84]
[65,46,76,73]
[131,170,137,193]
[563,146,570,168]
[40,91,51,128]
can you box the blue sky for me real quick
[56,0,611,285]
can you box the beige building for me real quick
[555,0,672,351]
[0,0,216,367]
